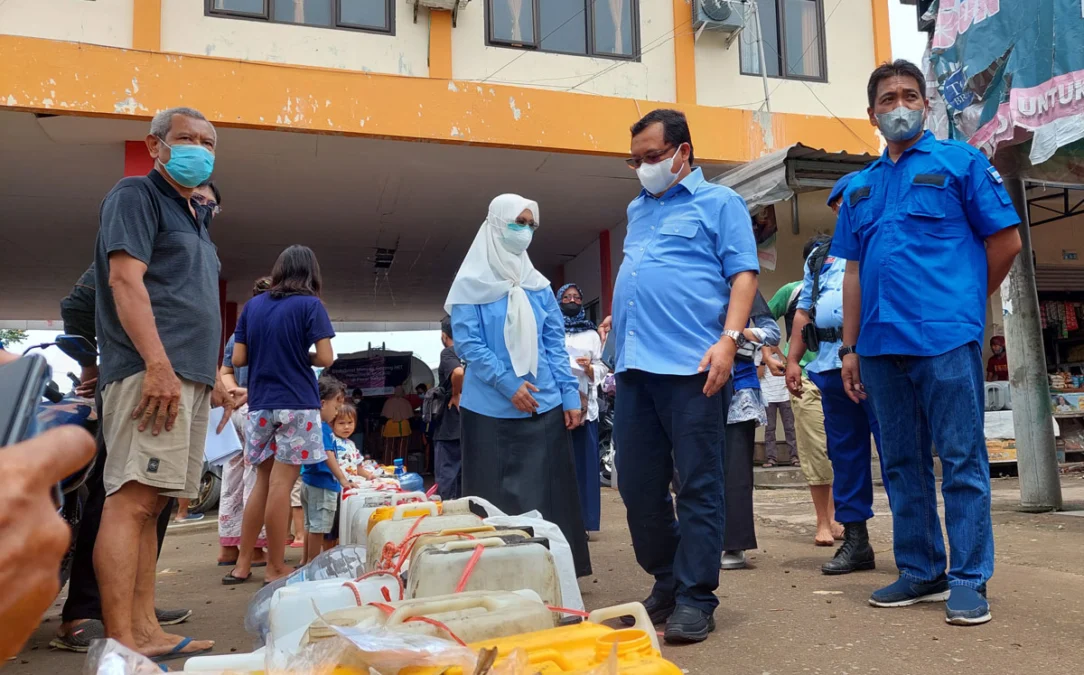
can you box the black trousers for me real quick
[722,420,757,552]
[614,371,728,614]
[62,397,175,623]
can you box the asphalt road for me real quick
[10,476,1084,675]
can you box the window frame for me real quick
[206,0,396,36]
[485,0,641,62]
[739,0,827,84]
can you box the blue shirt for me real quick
[613,168,760,375]
[234,293,336,411]
[452,290,580,420]
[301,422,340,492]
[797,254,847,374]
[222,335,248,388]
[831,132,1019,358]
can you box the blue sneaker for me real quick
[869,575,950,608]
[945,586,991,626]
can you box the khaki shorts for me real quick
[791,375,832,486]
[101,372,211,499]
[291,477,303,508]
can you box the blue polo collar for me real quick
[872,130,936,168]
[638,166,706,200]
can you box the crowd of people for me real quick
[0,57,1025,663]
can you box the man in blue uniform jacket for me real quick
[833,60,1022,627]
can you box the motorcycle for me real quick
[188,459,222,515]
[598,382,615,488]
[24,334,99,588]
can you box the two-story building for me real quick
[0,0,890,329]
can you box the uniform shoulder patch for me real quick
[986,166,1004,184]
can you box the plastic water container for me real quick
[365,503,485,570]
[985,381,1012,411]
[404,527,534,573]
[183,647,267,672]
[399,471,424,494]
[367,500,444,536]
[341,490,426,546]
[400,603,678,675]
[303,590,554,647]
[407,537,562,607]
[267,574,404,651]
[394,458,405,478]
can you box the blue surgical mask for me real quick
[159,141,215,188]
[501,223,534,255]
[875,106,925,142]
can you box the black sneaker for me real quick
[620,593,676,626]
[663,605,716,644]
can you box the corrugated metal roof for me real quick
[710,143,877,213]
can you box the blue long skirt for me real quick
[571,419,601,532]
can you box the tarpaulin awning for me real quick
[925,0,1084,180]
[709,143,875,213]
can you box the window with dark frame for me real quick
[207,0,394,34]
[487,0,638,60]
[740,0,825,82]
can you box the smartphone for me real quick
[0,354,61,506]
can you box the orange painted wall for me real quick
[0,35,878,162]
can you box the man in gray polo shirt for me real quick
[92,107,220,660]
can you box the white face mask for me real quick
[636,150,684,195]
[500,223,534,255]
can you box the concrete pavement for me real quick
[9,476,1084,675]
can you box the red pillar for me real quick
[599,229,613,317]
[124,140,154,177]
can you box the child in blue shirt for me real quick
[300,376,352,563]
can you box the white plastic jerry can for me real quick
[365,502,484,570]
[341,490,427,545]
[404,527,534,574]
[407,537,562,608]
[303,589,555,647]
[267,574,404,652]
[183,646,266,672]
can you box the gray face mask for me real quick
[876,105,925,142]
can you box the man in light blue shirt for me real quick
[835,61,1021,626]
[786,174,888,579]
[612,109,758,644]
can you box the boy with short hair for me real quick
[300,376,351,563]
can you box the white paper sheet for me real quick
[204,406,243,466]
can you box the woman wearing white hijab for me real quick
[445,194,592,578]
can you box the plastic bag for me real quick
[245,544,368,645]
[326,625,478,674]
[84,639,162,675]
[462,497,585,612]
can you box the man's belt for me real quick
[816,327,844,343]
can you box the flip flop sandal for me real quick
[222,571,250,585]
[150,637,213,663]
[49,619,105,653]
[156,609,193,626]
[762,459,777,468]
[217,561,267,568]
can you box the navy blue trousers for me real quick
[809,368,888,524]
[614,370,728,613]
[570,420,601,532]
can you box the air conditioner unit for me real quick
[411,0,470,26]
[693,0,746,33]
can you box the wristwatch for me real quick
[721,329,747,348]
[838,345,857,359]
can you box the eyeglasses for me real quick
[561,294,583,303]
[191,195,221,215]
[514,218,539,231]
[625,145,675,170]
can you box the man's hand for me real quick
[575,356,593,380]
[228,386,249,408]
[565,409,582,430]
[75,365,99,398]
[766,353,787,377]
[447,392,461,410]
[511,382,540,414]
[698,337,737,397]
[841,353,867,403]
[0,426,96,662]
[785,361,804,397]
[598,316,612,344]
[133,361,182,435]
